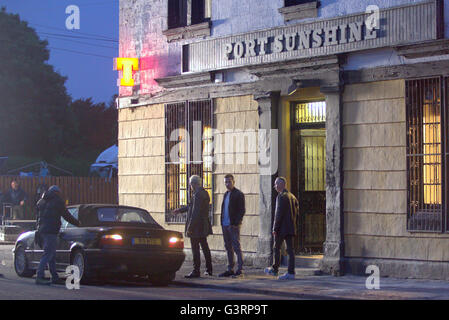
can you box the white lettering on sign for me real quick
[224,20,378,60]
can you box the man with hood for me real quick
[35,185,80,285]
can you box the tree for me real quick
[0,8,72,159]
[68,95,117,155]
[0,8,118,176]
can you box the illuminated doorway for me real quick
[291,101,326,254]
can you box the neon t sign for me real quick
[114,58,139,87]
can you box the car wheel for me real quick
[71,249,94,284]
[148,272,175,287]
[14,244,35,278]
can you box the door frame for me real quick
[290,100,327,254]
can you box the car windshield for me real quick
[61,207,78,229]
[97,207,159,226]
[89,166,112,178]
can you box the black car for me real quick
[13,204,185,286]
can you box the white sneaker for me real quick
[278,272,295,280]
[264,267,278,276]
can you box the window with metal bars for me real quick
[165,100,213,224]
[295,101,326,124]
[406,77,448,232]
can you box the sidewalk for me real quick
[173,264,449,300]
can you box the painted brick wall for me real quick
[119,0,448,97]
[119,0,182,97]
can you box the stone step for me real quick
[277,266,322,276]
[295,267,322,276]
[295,255,323,268]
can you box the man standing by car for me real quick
[172,175,213,278]
[264,177,299,280]
[35,185,80,285]
[219,174,245,278]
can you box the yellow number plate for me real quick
[133,237,161,246]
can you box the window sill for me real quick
[278,1,319,22]
[163,21,211,43]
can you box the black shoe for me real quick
[51,277,64,285]
[218,270,234,277]
[185,271,200,279]
[233,270,243,277]
[35,277,51,285]
[204,270,213,276]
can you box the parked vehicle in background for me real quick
[89,145,118,178]
[13,204,185,286]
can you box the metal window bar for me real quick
[442,77,449,232]
[406,77,443,232]
[295,101,326,125]
[165,100,213,224]
[165,102,188,223]
[188,100,214,225]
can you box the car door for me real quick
[56,208,79,270]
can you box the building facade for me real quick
[117,0,449,279]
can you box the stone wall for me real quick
[118,95,260,261]
[342,80,449,278]
[117,104,179,231]
[211,96,260,256]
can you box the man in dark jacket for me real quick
[35,185,80,285]
[172,175,213,278]
[265,177,299,280]
[4,180,27,220]
[219,174,245,278]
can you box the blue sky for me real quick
[1,0,119,104]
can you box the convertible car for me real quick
[13,204,185,286]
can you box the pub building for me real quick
[117,0,449,279]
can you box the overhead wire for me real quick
[41,35,118,50]
[29,22,118,42]
[1,7,120,60]
[0,38,114,60]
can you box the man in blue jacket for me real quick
[219,174,246,278]
[35,185,80,285]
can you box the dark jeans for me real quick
[273,234,295,274]
[222,225,243,272]
[190,237,212,274]
[37,233,58,279]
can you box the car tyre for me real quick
[71,249,95,284]
[148,272,175,287]
[14,244,35,278]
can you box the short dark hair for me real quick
[224,174,234,181]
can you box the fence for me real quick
[0,176,118,220]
